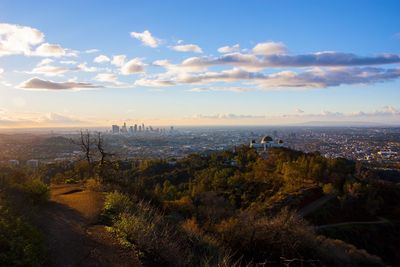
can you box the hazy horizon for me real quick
[1,0,399,128]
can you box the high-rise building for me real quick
[112,125,120,133]
[121,122,128,133]
[138,125,142,132]
[134,124,138,132]
[129,126,134,133]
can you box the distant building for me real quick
[134,124,138,132]
[250,135,285,151]
[121,122,128,133]
[112,125,120,134]
[129,126,134,133]
[8,160,20,166]
[27,159,39,168]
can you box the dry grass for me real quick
[51,184,105,221]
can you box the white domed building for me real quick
[250,135,285,151]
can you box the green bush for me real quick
[103,191,134,217]
[0,197,46,266]
[22,179,49,204]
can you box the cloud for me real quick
[34,42,77,57]
[37,58,54,66]
[194,113,266,119]
[60,60,77,65]
[134,78,176,87]
[111,55,127,67]
[85,49,100,53]
[171,44,203,53]
[178,52,400,72]
[130,30,160,48]
[189,106,400,124]
[188,86,253,93]
[252,41,288,55]
[218,44,240,53]
[29,65,69,76]
[19,77,101,90]
[76,62,97,72]
[94,54,110,63]
[295,108,305,114]
[120,58,145,75]
[136,66,400,89]
[256,67,400,88]
[42,112,82,123]
[94,73,119,83]
[0,23,44,56]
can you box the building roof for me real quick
[261,135,273,143]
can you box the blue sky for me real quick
[0,0,399,127]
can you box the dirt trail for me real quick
[36,184,140,267]
[316,217,391,230]
[299,194,336,217]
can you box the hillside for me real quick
[1,146,399,266]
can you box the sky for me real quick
[0,0,399,128]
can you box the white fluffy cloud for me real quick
[94,54,110,63]
[120,58,145,75]
[171,44,203,53]
[76,62,97,72]
[19,77,101,90]
[130,30,160,48]
[252,41,287,55]
[0,23,77,58]
[0,23,44,56]
[34,43,77,57]
[218,44,240,53]
[111,55,127,67]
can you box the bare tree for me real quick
[96,132,113,166]
[72,130,94,175]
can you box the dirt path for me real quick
[299,194,336,217]
[36,184,141,267]
[316,217,391,230]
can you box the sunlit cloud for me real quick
[252,41,287,55]
[28,65,69,76]
[0,23,44,56]
[171,44,203,53]
[34,42,77,57]
[130,30,160,48]
[120,58,145,75]
[111,54,127,67]
[94,54,110,63]
[218,44,240,53]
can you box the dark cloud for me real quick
[144,66,400,88]
[182,52,400,69]
[19,77,102,90]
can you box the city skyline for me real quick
[1,0,400,128]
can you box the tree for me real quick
[72,130,94,176]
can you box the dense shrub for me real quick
[22,179,50,204]
[104,192,228,266]
[103,191,134,217]
[0,196,46,266]
[215,209,384,266]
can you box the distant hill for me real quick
[294,121,397,127]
